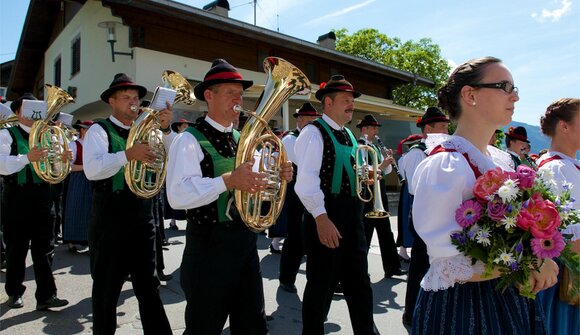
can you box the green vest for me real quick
[315,118,357,197]
[97,120,127,192]
[8,126,42,185]
[185,127,240,223]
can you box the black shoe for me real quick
[36,296,69,310]
[269,244,281,254]
[402,314,412,327]
[385,268,409,278]
[279,283,297,293]
[158,272,173,281]
[334,283,343,294]
[8,295,23,308]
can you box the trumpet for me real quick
[374,135,405,184]
[355,144,389,218]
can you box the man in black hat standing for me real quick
[278,102,320,293]
[0,93,69,310]
[400,106,449,327]
[504,126,530,168]
[295,75,380,334]
[356,114,407,279]
[84,73,172,334]
[165,59,293,334]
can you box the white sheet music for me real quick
[151,87,177,110]
[22,100,48,121]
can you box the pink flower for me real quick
[516,193,560,239]
[455,199,483,228]
[473,168,510,203]
[531,231,565,258]
[487,197,508,221]
[516,165,536,189]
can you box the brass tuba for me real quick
[355,141,389,218]
[234,57,311,232]
[124,70,196,198]
[29,84,75,184]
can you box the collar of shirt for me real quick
[321,114,343,130]
[109,115,132,130]
[205,115,233,133]
[506,149,520,157]
[18,123,32,133]
[359,136,371,144]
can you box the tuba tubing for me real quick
[234,57,311,232]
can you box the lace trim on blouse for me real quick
[420,255,485,291]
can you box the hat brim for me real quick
[416,116,450,127]
[315,87,361,101]
[194,79,253,101]
[100,84,148,103]
[506,133,530,143]
[293,112,322,118]
[356,122,381,128]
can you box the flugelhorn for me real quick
[234,57,310,232]
[29,84,75,184]
[355,142,389,218]
[374,135,405,184]
[124,70,196,198]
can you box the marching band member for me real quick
[278,102,320,293]
[536,97,580,335]
[295,75,380,334]
[0,93,69,310]
[84,73,172,334]
[401,106,449,327]
[165,59,292,335]
[504,126,530,168]
[356,114,407,278]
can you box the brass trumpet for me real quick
[355,142,389,218]
[124,70,196,198]
[29,84,75,184]
[234,57,310,232]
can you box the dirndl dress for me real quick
[63,171,92,243]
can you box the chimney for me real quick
[203,0,230,18]
[317,31,336,50]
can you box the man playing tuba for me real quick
[166,59,293,335]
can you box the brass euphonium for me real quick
[29,84,75,184]
[124,70,196,198]
[234,57,311,232]
[355,141,389,218]
[0,115,18,128]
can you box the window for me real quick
[54,56,61,87]
[71,35,81,76]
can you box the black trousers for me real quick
[181,217,268,335]
[89,190,171,335]
[302,196,379,335]
[402,199,429,322]
[279,181,305,285]
[2,183,57,302]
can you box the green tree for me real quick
[334,28,451,111]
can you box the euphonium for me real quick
[0,115,18,128]
[355,143,389,218]
[234,57,311,232]
[29,84,75,184]
[124,70,196,198]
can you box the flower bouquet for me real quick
[451,165,580,298]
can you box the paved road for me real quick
[1,216,411,334]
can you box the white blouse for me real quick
[410,134,513,291]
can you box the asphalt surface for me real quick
[1,216,411,335]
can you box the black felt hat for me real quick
[293,102,321,118]
[505,126,529,143]
[100,73,147,103]
[10,92,37,112]
[194,59,253,101]
[356,114,381,128]
[315,75,361,101]
[416,107,450,127]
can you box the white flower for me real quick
[494,250,516,265]
[563,182,574,191]
[501,216,517,229]
[497,180,519,203]
[475,227,491,246]
[538,168,554,183]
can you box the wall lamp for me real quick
[98,21,134,62]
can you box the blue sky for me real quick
[1,0,578,126]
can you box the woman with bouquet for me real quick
[536,97,580,335]
[410,56,559,334]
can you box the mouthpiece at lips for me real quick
[130,105,138,112]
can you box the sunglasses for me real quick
[469,81,518,95]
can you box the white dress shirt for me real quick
[282,128,299,164]
[411,135,513,291]
[0,124,32,175]
[399,140,426,193]
[165,116,233,210]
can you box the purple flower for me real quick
[487,197,508,221]
[455,200,483,228]
[531,231,565,259]
[515,242,523,253]
[451,232,467,245]
[510,262,519,272]
[507,204,513,214]
[516,165,536,189]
